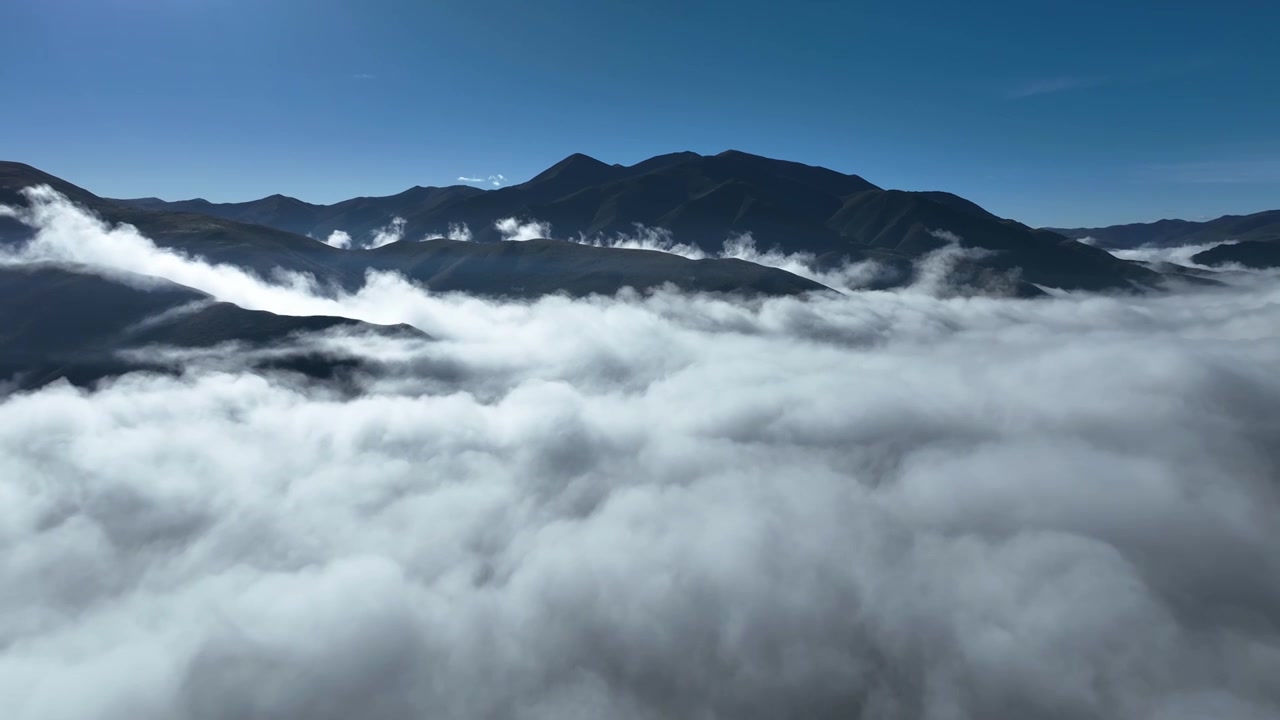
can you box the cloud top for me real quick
[1,186,1279,719]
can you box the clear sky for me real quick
[2,0,1277,227]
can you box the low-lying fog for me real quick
[2,189,1278,719]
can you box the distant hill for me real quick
[107,150,1161,292]
[117,184,487,240]
[1048,210,1280,249]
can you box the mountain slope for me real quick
[829,190,1157,291]
[1,162,361,287]
[363,238,828,297]
[0,264,418,389]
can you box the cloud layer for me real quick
[2,189,1280,719]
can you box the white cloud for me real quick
[2,187,1280,718]
[368,217,406,249]
[424,223,473,243]
[447,223,472,243]
[718,232,895,293]
[323,230,353,249]
[495,217,551,242]
[458,174,507,187]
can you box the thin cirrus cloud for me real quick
[458,174,507,187]
[1006,76,1105,99]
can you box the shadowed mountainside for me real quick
[105,150,1162,292]
[0,264,421,390]
[1,161,829,297]
[360,237,832,297]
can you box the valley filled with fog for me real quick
[1,190,1278,719]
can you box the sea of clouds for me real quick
[1,188,1279,719]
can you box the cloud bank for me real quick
[2,188,1280,719]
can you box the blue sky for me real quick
[2,0,1277,227]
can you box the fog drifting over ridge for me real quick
[2,189,1280,719]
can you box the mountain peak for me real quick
[536,152,610,175]
[526,152,619,191]
[262,193,307,204]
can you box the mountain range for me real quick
[1050,209,1280,268]
[4,149,1273,389]
[105,150,1166,292]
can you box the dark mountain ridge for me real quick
[1,160,829,298]
[107,150,1159,292]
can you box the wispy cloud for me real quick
[458,174,507,187]
[351,72,375,80]
[1137,159,1280,185]
[1007,76,1105,99]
